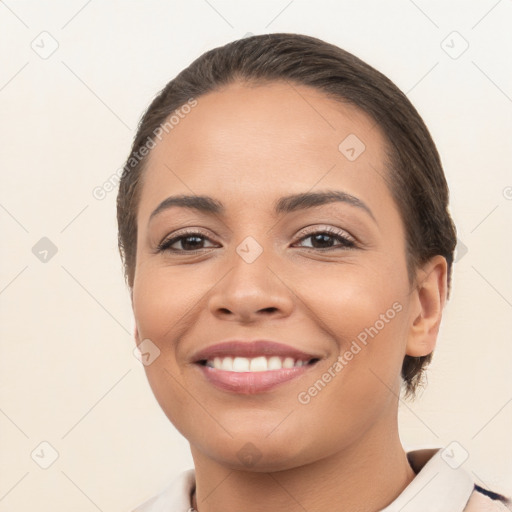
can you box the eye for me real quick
[156,230,218,253]
[156,226,356,254]
[294,227,356,250]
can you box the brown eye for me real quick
[295,228,356,250]
[157,231,217,253]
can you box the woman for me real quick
[117,33,510,511]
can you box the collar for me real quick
[133,469,195,512]
[380,448,474,511]
[133,448,474,511]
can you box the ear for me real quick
[134,322,141,346]
[406,255,448,357]
[130,289,140,346]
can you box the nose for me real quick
[207,249,294,324]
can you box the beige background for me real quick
[1,0,511,510]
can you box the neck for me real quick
[190,424,415,512]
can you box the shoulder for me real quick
[465,487,512,511]
[132,469,195,512]
[464,485,512,511]
[384,448,511,512]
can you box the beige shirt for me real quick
[133,448,510,511]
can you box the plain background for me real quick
[1,1,511,510]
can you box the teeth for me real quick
[283,357,295,368]
[268,356,282,370]
[233,357,250,372]
[207,356,310,372]
[250,356,268,372]
[220,356,233,371]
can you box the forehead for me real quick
[138,80,394,221]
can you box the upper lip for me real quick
[191,339,322,363]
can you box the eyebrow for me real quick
[148,190,376,224]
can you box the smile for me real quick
[192,340,322,394]
[202,355,315,371]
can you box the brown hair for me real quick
[117,33,457,397]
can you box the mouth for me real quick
[198,355,318,371]
[191,340,322,394]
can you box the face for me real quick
[132,81,417,471]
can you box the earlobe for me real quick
[406,255,448,357]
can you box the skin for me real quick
[131,81,448,512]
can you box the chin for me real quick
[191,427,326,473]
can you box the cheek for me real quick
[291,259,409,406]
[293,258,408,347]
[132,264,208,346]
[289,281,407,459]
[132,264,221,435]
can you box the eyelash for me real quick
[156,226,357,254]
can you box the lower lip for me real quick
[196,364,315,394]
